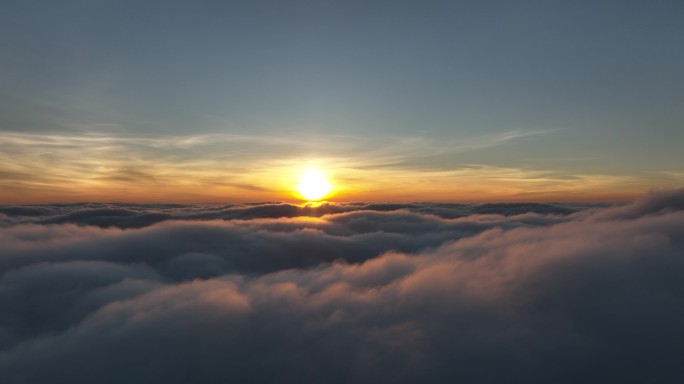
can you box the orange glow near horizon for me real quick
[0,159,654,204]
[0,174,646,205]
[0,132,673,204]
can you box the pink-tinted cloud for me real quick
[1,190,684,383]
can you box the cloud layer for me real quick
[1,190,684,383]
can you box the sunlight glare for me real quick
[296,167,333,201]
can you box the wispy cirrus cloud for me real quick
[0,129,651,203]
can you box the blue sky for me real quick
[1,0,683,202]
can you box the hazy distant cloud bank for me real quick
[0,200,592,228]
[1,190,684,383]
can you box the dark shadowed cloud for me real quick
[1,190,684,383]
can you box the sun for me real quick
[296,167,333,201]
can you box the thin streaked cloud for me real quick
[0,130,653,203]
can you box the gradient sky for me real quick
[1,0,683,203]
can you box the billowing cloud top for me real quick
[1,190,684,383]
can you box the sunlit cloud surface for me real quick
[1,189,683,383]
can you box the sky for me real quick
[1,0,683,202]
[3,3,684,381]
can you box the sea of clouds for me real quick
[1,189,684,383]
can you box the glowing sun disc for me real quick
[296,168,332,201]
